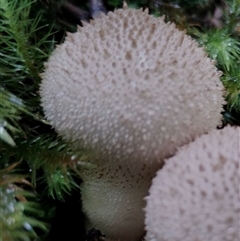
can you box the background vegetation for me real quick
[0,0,239,240]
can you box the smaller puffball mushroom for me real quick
[145,126,240,241]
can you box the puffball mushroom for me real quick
[40,4,225,241]
[145,126,240,241]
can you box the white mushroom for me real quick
[40,5,224,241]
[145,126,240,241]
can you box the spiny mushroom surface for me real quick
[145,126,240,241]
[40,5,224,241]
[41,6,224,164]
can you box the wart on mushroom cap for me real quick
[40,5,225,241]
[145,126,240,241]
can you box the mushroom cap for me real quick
[145,126,240,241]
[40,7,224,166]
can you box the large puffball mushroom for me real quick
[40,5,224,241]
[145,126,240,241]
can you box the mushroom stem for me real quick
[80,163,159,241]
